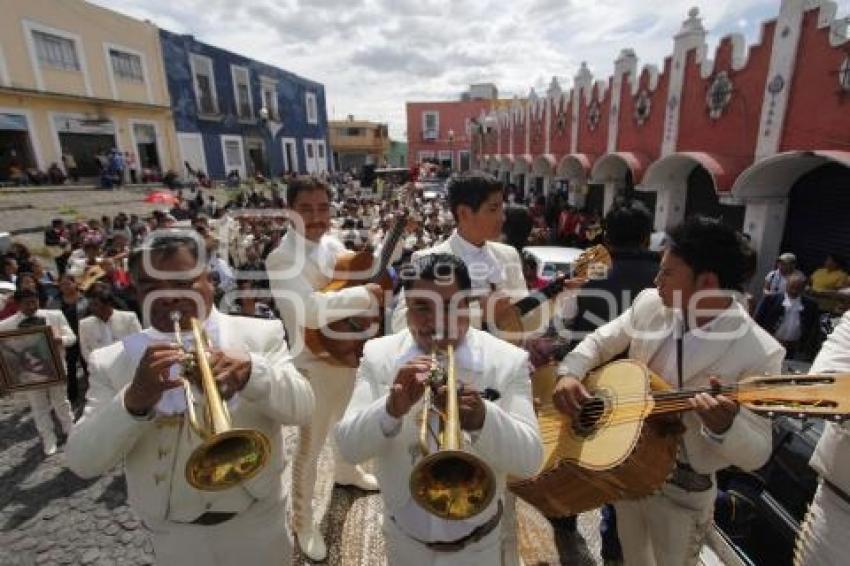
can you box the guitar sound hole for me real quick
[573,395,608,436]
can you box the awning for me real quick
[731,150,850,199]
[638,151,750,193]
[590,151,651,184]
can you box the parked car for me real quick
[522,246,585,281]
[416,179,448,200]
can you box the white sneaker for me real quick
[296,523,327,562]
[334,465,379,492]
[43,443,57,456]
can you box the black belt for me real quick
[189,511,238,526]
[667,461,713,493]
[395,500,504,553]
[823,478,850,506]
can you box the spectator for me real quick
[810,253,849,292]
[764,252,804,295]
[47,273,90,403]
[62,152,79,182]
[755,273,819,359]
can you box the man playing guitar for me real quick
[265,177,385,561]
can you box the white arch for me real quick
[731,150,850,199]
[513,154,532,174]
[532,154,556,176]
[556,153,592,184]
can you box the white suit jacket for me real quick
[78,310,142,363]
[809,310,850,494]
[265,230,373,367]
[390,232,547,335]
[335,328,543,514]
[0,309,76,354]
[559,289,784,475]
[66,311,315,524]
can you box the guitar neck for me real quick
[511,278,567,318]
[370,211,408,282]
[649,385,738,416]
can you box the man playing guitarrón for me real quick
[553,217,784,566]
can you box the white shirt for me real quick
[774,294,804,342]
[378,335,499,543]
[120,310,232,416]
[451,231,505,291]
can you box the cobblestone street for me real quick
[0,395,155,566]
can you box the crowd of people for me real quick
[0,170,847,566]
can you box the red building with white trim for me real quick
[474,2,850,291]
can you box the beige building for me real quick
[329,116,390,173]
[0,0,179,182]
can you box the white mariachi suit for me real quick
[66,309,315,566]
[335,328,543,565]
[78,309,142,363]
[795,310,850,565]
[265,230,377,535]
[0,309,76,453]
[390,231,548,565]
[559,289,784,566]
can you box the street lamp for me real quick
[447,128,455,173]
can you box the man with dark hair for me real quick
[78,282,141,363]
[553,216,784,566]
[570,200,659,338]
[67,232,314,566]
[392,172,548,337]
[266,176,385,561]
[0,288,76,455]
[336,253,542,565]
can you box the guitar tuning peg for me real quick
[767,411,776,419]
[834,415,845,423]
[798,413,807,422]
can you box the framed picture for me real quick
[0,326,66,392]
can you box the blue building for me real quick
[159,30,330,180]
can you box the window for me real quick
[33,30,79,71]
[109,49,143,82]
[345,127,363,136]
[232,66,252,120]
[318,143,325,159]
[306,143,314,159]
[260,78,279,121]
[221,135,245,178]
[422,111,439,140]
[190,54,218,115]
[305,92,318,125]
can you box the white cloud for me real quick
[90,0,850,139]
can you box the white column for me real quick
[608,49,638,153]
[754,0,807,160]
[572,63,593,155]
[742,198,790,295]
[661,8,707,157]
[653,187,688,232]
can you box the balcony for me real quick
[422,129,438,141]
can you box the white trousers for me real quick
[383,511,502,566]
[291,361,360,532]
[614,487,713,566]
[145,496,291,566]
[795,481,849,566]
[24,385,74,448]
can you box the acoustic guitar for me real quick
[489,245,612,345]
[303,187,413,367]
[510,359,850,517]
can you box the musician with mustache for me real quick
[265,177,386,561]
[335,253,543,565]
[553,217,784,566]
[66,233,314,566]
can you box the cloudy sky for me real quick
[91,0,850,139]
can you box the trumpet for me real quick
[172,311,271,491]
[409,344,496,520]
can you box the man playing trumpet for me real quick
[66,233,315,566]
[335,253,543,565]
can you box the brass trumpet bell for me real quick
[173,313,272,491]
[409,344,496,520]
